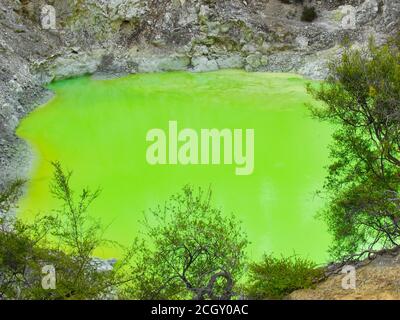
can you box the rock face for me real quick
[289,249,400,300]
[0,0,399,188]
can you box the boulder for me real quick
[191,56,219,72]
[356,0,379,25]
[216,55,244,69]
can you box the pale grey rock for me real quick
[50,51,104,80]
[8,80,23,94]
[157,55,191,71]
[295,36,309,50]
[381,0,400,34]
[87,0,148,21]
[245,53,268,71]
[178,11,198,26]
[0,36,13,53]
[192,45,209,56]
[299,59,329,80]
[356,0,379,25]
[191,56,219,72]
[259,42,271,54]
[263,51,302,73]
[216,55,244,69]
[8,115,19,132]
[137,55,190,73]
[199,5,210,19]
[206,21,222,37]
[137,57,161,73]
[241,44,258,54]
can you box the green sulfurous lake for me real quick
[17,70,332,262]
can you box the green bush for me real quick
[0,170,248,300]
[0,163,133,300]
[307,37,400,260]
[246,254,323,299]
[301,6,317,22]
[123,186,249,300]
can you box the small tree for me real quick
[43,161,114,299]
[0,162,133,299]
[308,37,400,261]
[124,186,248,300]
[0,180,51,299]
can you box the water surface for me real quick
[17,70,332,262]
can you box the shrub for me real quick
[245,254,323,299]
[123,186,249,300]
[307,37,400,261]
[0,167,249,300]
[0,163,133,300]
[301,6,317,22]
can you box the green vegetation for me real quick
[1,169,322,300]
[245,254,322,299]
[0,167,252,300]
[0,162,132,299]
[308,37,400,261]
[123,186,249,300]
[301,6,317,22]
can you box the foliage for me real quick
[245,254,322,300]
[0,162,132,300]
[301,6,317,22]
[307,37,400,261]
[1,168,248,300]
[0,180,24,213]
[123,186,249,300]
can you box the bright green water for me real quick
[17,70,332,262]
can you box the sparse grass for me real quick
[245,254,323,299]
